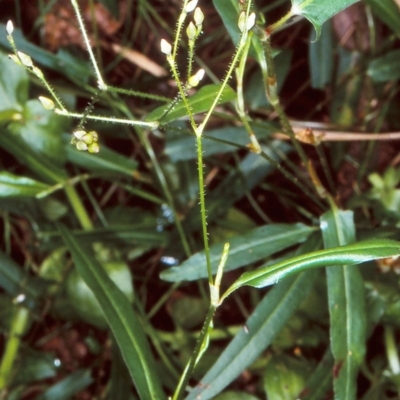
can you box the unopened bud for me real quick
[38,96,55,110]
[17,51,33,67]
[187,21,196,40]
[185,0,198,13]
[194,7,204,26]
[188,69,205,87]
[6,21,14,35]
[160,39,172,56]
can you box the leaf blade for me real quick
[58,224,166,400]
[222,238,400,299]
[321,210,366,400]
[291,0,360,37]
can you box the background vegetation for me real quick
[1,0,400,399]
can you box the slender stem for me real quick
[54,109,158,129]
[196,134,212,284]
[172,305,217,400]
[70,0,107,90]
[64,184,93,230]
[0,306,30,389]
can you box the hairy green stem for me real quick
[172,305,216,400]
[196,134,212,283]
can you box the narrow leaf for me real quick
[309,22,333,88]
[58,224,166,400]
[145,84,236,123]
[160,223,316,282]
[321,210,366,400]
[221,238,400,300]
[291,0,360,37]
[0,172,49,198]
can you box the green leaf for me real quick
[66,261,134,329]
[363,0,400,35]
[36,369,93,400]
[367,50,400,83]
[0,127,66,183]
[160,223,316,282]
[321,209,366,400]
[58,224,166,400]
[221,238,400,299]
[291,0,360,37]
[145,84,236,123]
[0,172,49,198]
[186,269,319,399]
[0,51,28,112]
[212,0,241,47]
[8,100,67,165]
[309,22,333,88]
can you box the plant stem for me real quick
[0,306,30,390]
[172,305,216,400]
[196,134,212,284]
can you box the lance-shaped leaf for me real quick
[221,238,400,301]
[160,223,316,282]
[321,210,366,400]
[291,0,360,38]
[58,224,166,400]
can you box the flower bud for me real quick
[17,51,33,67]
[38,96,55,110]
[186,21,196,40]
[160,39,172,56]
[6,21,14,35]
[194,7,204,26]
[185,0,198,13]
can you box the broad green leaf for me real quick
[291,0,360,37]
[0,51,28,112]
[367,50,400,83]
[145,84,236,123]
[8,100,67,165]
[321,210,366,400]
[221,238,400,299]
[213,0,241,46]
[58,224,166,400]
[186,269,319,399]
[160,223,315,282]
[0,172,49,198]
[363,0,400,35]
[309,22,333,88]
